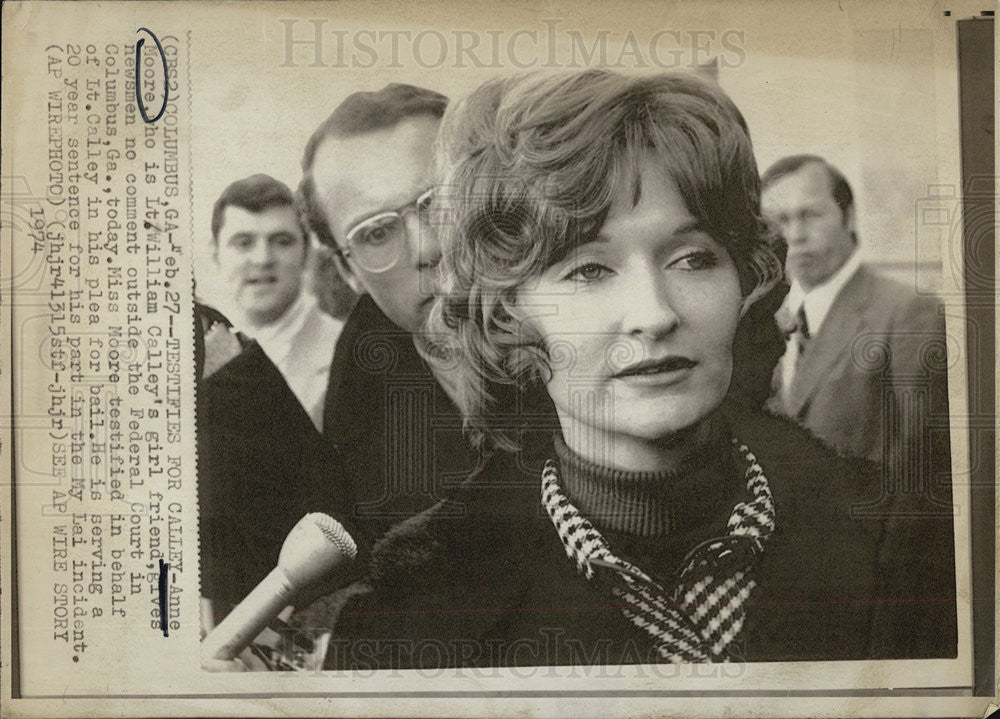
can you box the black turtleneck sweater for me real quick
[325,406,957,668]
[552,425,748,588]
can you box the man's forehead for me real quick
[310,117,439,234]
[219,204,301,234]
[763,163,835,208]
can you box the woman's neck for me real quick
[557,412,721,473]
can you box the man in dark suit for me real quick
[298,84,487,554]
[196,175,346,615]
[199,86,481,635]
[211,174,343,431]
[761,156,954,657]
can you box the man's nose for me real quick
[621,266,680,339]
[249,238,273,264]
[405,212,442,270]
[783,218,808,245]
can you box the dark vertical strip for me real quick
[158,559,170,637]
[9,189,20,697]
[957,15,995,698]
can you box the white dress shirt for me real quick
[780,250,862,403]
[237,291,343,432]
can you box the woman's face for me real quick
[516,156,743,463]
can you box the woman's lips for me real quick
[614,356,696,384]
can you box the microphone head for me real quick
[307,512,358,560]
[277,513,358,588]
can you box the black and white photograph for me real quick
[2,1,995,716]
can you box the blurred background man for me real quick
[761,155,954,658]
[199,175,346,622]
[761,155,950,478]
[212,174,342,430]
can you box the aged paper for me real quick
[1,0,994,716]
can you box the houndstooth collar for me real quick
[541,438,776,663]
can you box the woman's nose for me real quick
[622,267,679,339]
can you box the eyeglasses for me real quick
[341,188,435,273]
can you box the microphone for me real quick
[202,512,357,662]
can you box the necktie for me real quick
[795,305,811,357]
[780,304,812,410]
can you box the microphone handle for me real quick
[202,568,295,661]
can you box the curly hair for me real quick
[429,70,785,449]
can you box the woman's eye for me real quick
[670,250,718,271]
[564,263,611,282]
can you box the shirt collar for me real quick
[787,250,861,336]
[236,290,312,363]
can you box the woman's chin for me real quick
[611,397,722,443]
[608,418,710,451]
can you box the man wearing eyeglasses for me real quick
[301,84,442,337]
[298,84,477,555]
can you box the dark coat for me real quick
[768,265,957,660]
[198,295,478,608]
[197,339,341,607]
[318,405,956,669]
[321,294,482,550]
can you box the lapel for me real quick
[786,266,874,418]
[321,295,437,449]
[203,339,320,438]
[322,295,387,446]
[281,301,332,387]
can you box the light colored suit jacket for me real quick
[769,265,951,496]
